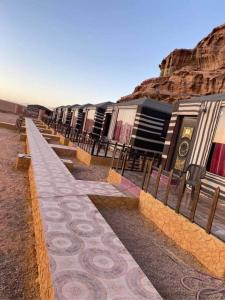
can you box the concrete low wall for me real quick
[28,167,55,300]
[139,190,225,278]
[107,168,122,184]
[107,169,141,197]
[75,147,113,166]
[0,122,17,130]
[90,195,139,209]
[0,99,25,114]
[108,168,225,278]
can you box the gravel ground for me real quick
[96,206,225,300]
[0,114,39,300]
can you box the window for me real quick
[207,107,225,177]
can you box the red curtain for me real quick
[84,119,94,133]
[209,143,225,177]
[113,121,122,141]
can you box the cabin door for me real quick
[172,117,197,173]
[102,113,112,137]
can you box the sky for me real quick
[0,0,225,108]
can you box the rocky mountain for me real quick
[120,24,225,103]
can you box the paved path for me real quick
[26,118,162,300]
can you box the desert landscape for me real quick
[0,112,39,299]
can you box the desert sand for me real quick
[0,112,39,299]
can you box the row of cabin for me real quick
[52,98,173,154]
[51,93,225,199]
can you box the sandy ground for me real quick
[0,111,18,124]
[68,154,225,299]
[0,113,39,299]
[70,157,110,181]
[96,206,225,300]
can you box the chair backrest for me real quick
[185,164,206,183]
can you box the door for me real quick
[102,113,112,137]
[172,117,197,173]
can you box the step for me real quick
[16,153,31,170]
[42,133,60,142]
[50,143,76,157]
[60,158,74,171]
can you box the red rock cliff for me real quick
[120,24,225,103]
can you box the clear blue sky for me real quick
[0,0,225,108]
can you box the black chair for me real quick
[182,164,206,197]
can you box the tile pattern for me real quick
[26,118,162,300]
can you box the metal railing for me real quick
[128,159,222,240]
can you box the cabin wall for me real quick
[107,107,119,140]
[162,100,202,168]
[62,108,72,126]
[112,107,137,144]
[130,106,171,152]
[56,109,63,123]
[162,99,225,199]
[83,108,95,133]
[70,109,78,127]
[92,108,105,138]
[77,109,85,132]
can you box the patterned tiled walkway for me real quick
[26,118,162,300]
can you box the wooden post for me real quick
[141,159,149,190]
[144,159,153,192]
[131,150,136,171]
[175,175,186,213]
[104,141,109,157]
[111,143,117,169]
[206,187,220,234]
[121,149,128,176]
[116,147,123,171]
[164,169,173,206]
[141,152,147,172]
[152,165,162,198]
[189,180,201,222]
[85,136,88,151]
[91,140,96,155]
[89,138,93,153]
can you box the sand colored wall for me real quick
[0,122,17,130]
[75,147,113,166]
[75,148,92,165]
[28,167,55,300]
[59,134,69,146]
[90,195,139,209]
[51,145,76,157]
[139,190,225,278]
[0,99,25,114]
[39,129,52,134]
[16,154,31,170]
[107,168,122,184]
[91,154,113,166]
[41,133,60,142]
[20,134,27,142]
